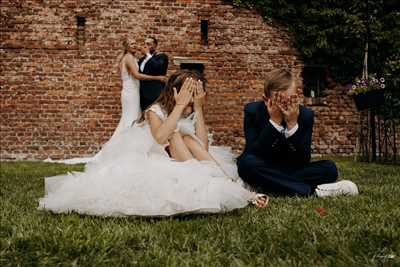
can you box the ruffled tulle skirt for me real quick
[38,125,254,216]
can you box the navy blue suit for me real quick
[138,52,169,110]
[237,101,338,196]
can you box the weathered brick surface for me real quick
[1,0,398,160]
[307,87,360,156]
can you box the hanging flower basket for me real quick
[348,75,386,111]
[352,89,385,111]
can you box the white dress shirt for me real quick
[140,53,153,72]
[269,119,299,138]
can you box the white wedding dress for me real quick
[108,62,141,139]
[38,103,255,216]
[44,62,141,164]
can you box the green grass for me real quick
[1,158,399,266]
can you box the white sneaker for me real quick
[315,180,359,197]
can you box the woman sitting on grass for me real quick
[39,70,268,216]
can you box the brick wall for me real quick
[307,87,360,156]
[306,86,400,158]
[1,0,397,160]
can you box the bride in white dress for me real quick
[111,39,166,139]
[45,39,165,164]
[39,70,268,216]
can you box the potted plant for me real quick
[348,74,386,111]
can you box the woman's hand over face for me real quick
[174,77,195,107]
[193,80,206,110]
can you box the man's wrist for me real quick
[270,117,282,126]
[286,120,297,130]
[284,123,299,138]
[269,119,285,133]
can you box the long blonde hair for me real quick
[115,38,136,72]
[138,69,207,122]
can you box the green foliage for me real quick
[1,160,400,266]
[230,0,400,82]
[380,82,400,121]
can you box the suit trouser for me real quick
[237,154,338,196]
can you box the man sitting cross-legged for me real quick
[237,69,358,197]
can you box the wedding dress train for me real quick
[39,104,254,216]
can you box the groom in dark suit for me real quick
[138,37,169,110]
[237,69,340,196]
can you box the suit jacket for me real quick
[238,101,314,168]
[138,52,169,103]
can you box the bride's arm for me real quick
[147,78,195,145]
[193,81,209,149]
[147,105,185,144]
[124,54,166,82]
[194,107,209,150]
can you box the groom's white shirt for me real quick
[140,53,153,72]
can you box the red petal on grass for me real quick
[315,207,326,217]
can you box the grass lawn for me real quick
[1,158,399,266]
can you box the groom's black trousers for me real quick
[237,154,338,196]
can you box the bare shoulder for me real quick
[146,106,163,124]
[146,104,166,121]
[124,53,137,61]
[123,54,139,71]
